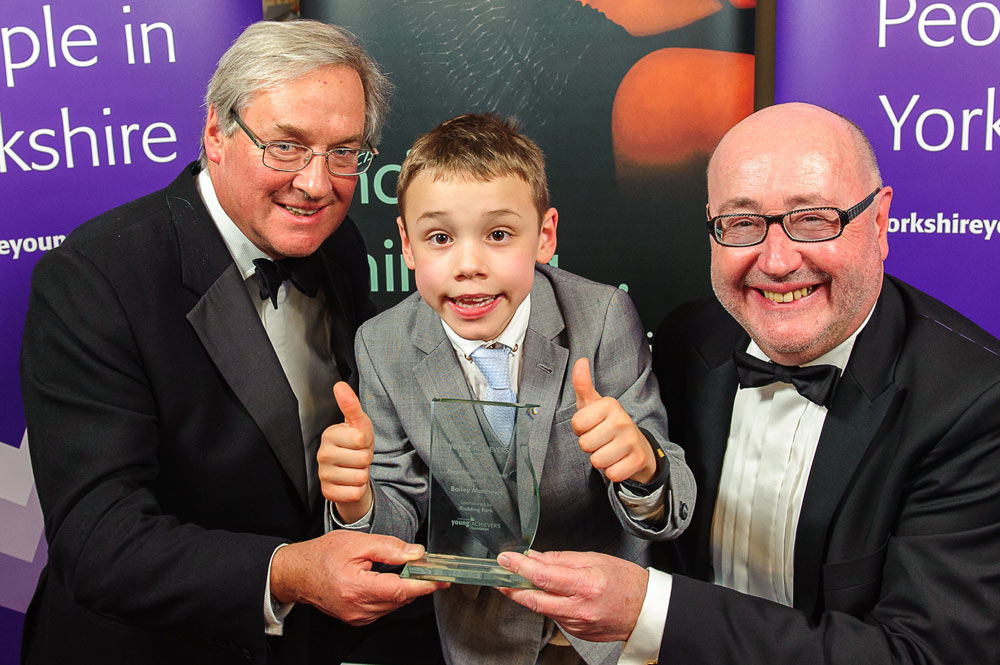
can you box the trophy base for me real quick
[401,554,535,588]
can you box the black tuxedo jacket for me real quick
[20,163,375,664]
[652,275,1000,665]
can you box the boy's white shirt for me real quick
[442,294,531,396]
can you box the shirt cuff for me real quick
[617,568,671,665]
[326,495,374,531]
[617,484,666,525]
[264,544,295,636]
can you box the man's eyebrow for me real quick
[713,196,760,214]
[270,122,364,145]
[268,122,308,140]
[714,194,836,214]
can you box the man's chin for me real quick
[744,317,829,362]
[267,234,333,260]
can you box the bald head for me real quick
[704,102,893,365]
[708,103,880,205]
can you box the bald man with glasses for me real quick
[496,102,1000,665]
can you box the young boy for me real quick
[318,114,694,665]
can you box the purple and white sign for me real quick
[0,2,260,661]
[775,0,999,338]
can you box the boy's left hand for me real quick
[571,358,657,484]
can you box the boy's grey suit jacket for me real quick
[354,263,695,665]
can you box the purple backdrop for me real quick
[774,0,1000,338]
[0,2,261,662]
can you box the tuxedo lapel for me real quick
[686,331,743,579]
[168,169,309,509]
[317,251,357,387]
[792,281,906,616]
[187,267,309,508]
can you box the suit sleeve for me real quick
[21,247,284,656]
[354,324,429,544]
[657,381,1000,665]
[596,288,696,541]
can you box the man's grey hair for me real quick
[199,19,391,168]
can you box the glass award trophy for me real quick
[401,398,541,588]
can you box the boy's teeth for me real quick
[456,295,496,307]
[761,285,815,302]
[282,204,317,216]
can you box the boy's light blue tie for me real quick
[470,344,516,443]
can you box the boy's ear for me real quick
[397,217,417,270]
[535,207,558,264]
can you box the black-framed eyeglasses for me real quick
[706,188,882,247]
[231,111,377,176]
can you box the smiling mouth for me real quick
[280,203,320,216]
[448,294,504,320]
[452,294,498,309]
[759,285,816,303]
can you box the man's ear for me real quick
[397,217,416,270]
[536,208,558,264]
[203,105,225,165]
[875,186,893,260]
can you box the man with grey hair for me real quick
[496,102,1000,665]
[20,19,441,665]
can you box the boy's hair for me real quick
[397,113,550,224]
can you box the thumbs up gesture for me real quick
[571,358,657,484]
[317,382,375,523]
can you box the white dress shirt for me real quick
[619,306,874,664]
[442,293,532,397]
[198,169,340,634]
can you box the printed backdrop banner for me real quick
[0,2,261,662]
[0,1,754,661]
[302,0,756,331]
[774,0,999,337]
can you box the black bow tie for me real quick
[252,256,323,309]
[733,350,840,407]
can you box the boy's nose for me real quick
[454,242,487,279]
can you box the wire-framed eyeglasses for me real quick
[231,111,377,177]
[706,188,882,247]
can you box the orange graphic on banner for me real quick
[577,0,723,35]
[575,0,755,184]
[612,48,753,176]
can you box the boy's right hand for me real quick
[317,381,375,524]
[571,358,657,484]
